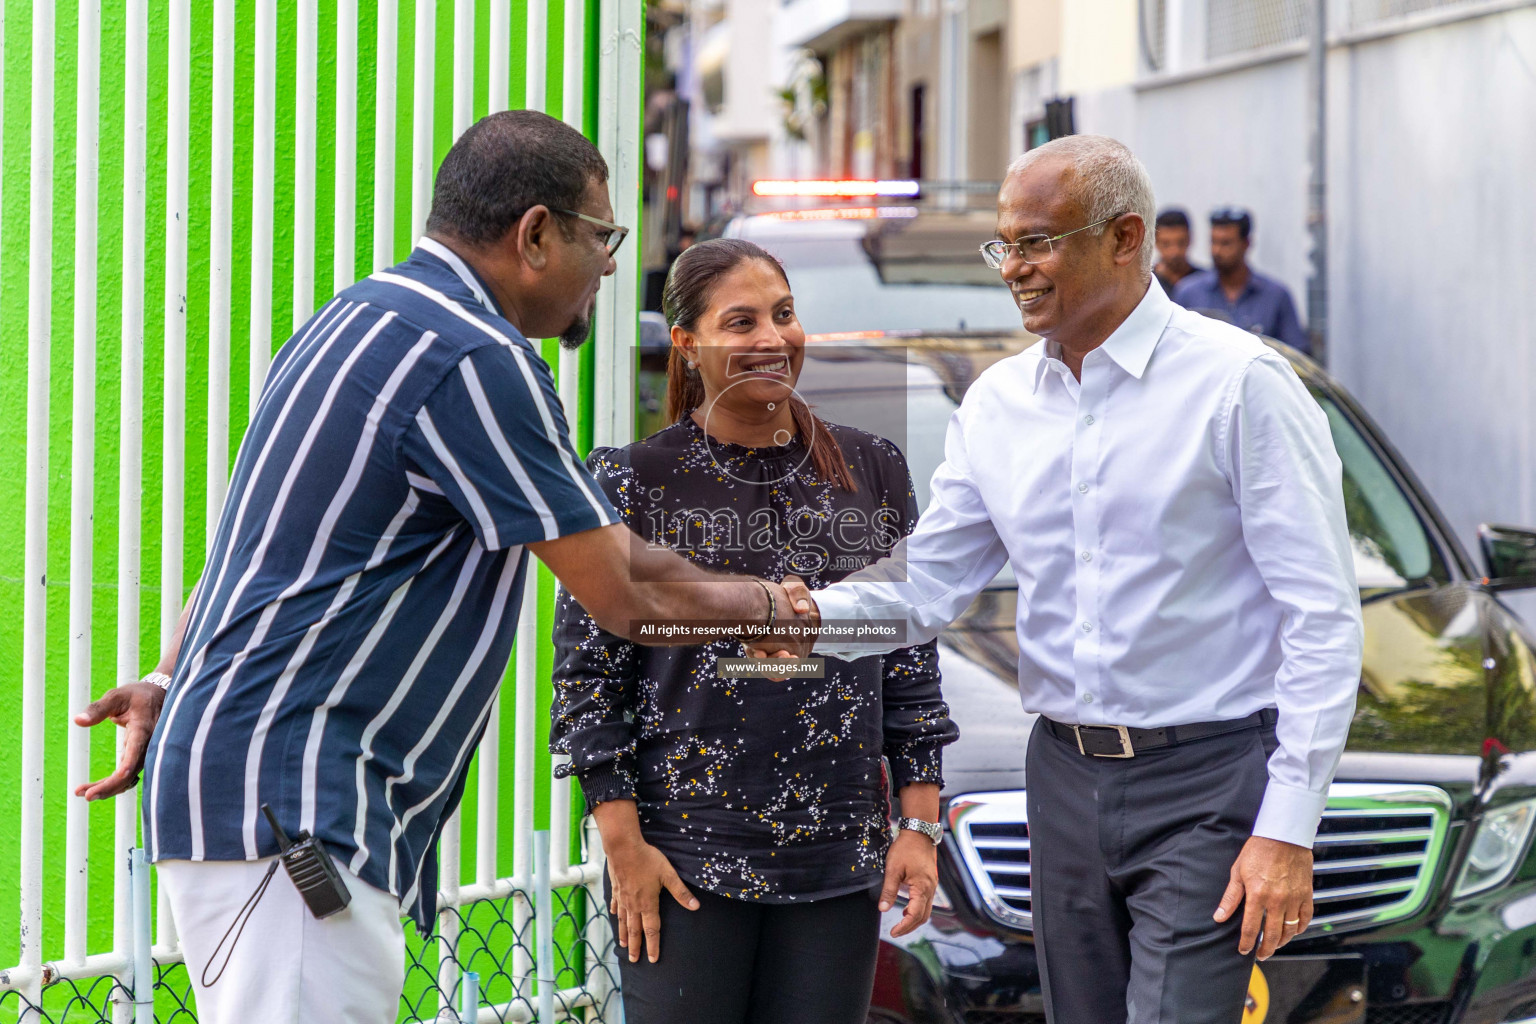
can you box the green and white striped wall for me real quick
[0,0,643,1015]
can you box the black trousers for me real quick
[1026,717,1274,1024]
[609,882,882,1024]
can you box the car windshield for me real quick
[1308,387,1449,591]
[800,351,1449,595]
[728,213,1023,335]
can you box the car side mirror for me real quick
[1479,524,1536,590]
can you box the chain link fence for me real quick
[400,876,620,1023]
[0,835,619,1024]
[0,965,197,1024]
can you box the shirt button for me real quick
[1081,621,1094,633]
[1081,551,1093,562]
[1077,482,1088,493]
[1083,414,1096,425]
[1082,693,1095,704]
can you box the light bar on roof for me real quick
[752,179,922,198]
[762,206,920,222]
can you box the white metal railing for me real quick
[19,0,58,1012]
[4,0,643,1019]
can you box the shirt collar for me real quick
[416,236,503,317]
[1029,279,1174,393]
[1239,270,1267,300]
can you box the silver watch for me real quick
[897,816,943,846]
[141,671,173,691]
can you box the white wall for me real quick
[1083,6,1536,568]
[1133,56,1310,299]
[716,0,779,142]
[1060,0,1140,92]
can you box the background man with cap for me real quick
[1173,207,1311,354]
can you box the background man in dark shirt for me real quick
[1152,207,1202,295]
[1173,207,1310,355]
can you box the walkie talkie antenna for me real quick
[260,803,294,853]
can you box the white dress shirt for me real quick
[815,281,1363,849]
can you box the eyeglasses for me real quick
[979,213,1127,269]
[555,208,630,257]
[1209,206,1252,230]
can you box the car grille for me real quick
[948,782,1452,937]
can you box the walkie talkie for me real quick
[261,803,352,919]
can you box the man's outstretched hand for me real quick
[744,574,820,660]
[73,682,167,801]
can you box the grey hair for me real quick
[1006,135,1156,276]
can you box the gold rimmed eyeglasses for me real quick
[979,212,1127,268]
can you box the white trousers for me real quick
[158,857,406,1024]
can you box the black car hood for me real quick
[936,582,1536,797]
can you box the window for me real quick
[1140,0,1168,71]
[909,84,926,179]
[1024,118,1049,151]
[1312,389,1448,590]
[1206,0,1309,59]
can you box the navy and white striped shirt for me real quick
[143,239,618,928]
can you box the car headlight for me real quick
[1454,798,1536,898]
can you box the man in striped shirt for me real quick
[73,111,800,1024]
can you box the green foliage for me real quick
[1350,636,1536,755]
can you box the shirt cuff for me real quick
[810,586,883,661]
[569,759,638,807]
[1251,780,1330,848]
[886,743,946,791]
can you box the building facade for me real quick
[1055,0,1536,581]
[663,0,1072,227]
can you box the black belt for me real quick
[1043,708,1277,758]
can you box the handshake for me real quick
[743,574,822,663]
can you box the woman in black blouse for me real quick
[550,239,957,1024]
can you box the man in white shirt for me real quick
[766,136,1363,1023]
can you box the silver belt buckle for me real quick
[1074,724,1136,758]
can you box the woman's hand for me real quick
[605,833,700,963]
[880,829,940,938]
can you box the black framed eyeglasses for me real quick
[979,212,1127,269]
[555,208,630,257]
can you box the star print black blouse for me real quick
[550,415,957,903]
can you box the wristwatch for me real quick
[141,671,173,691]
[897,816,943,847]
